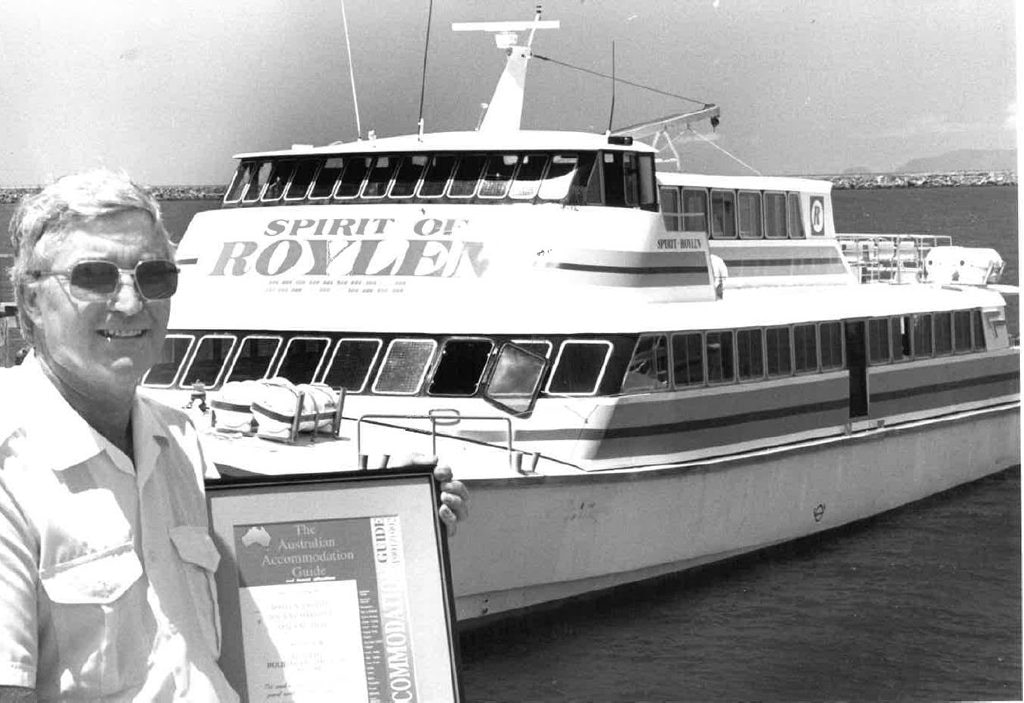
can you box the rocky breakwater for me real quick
[827,171,1016,189]
[0,184,226,203]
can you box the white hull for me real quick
[450,403,1019,622]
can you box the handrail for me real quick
[836,233,953,285]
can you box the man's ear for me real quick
[19,282,44,328]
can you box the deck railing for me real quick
[836,233,953,284]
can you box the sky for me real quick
[0,0,1015,185]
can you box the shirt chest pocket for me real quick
[39,544,148,697]
[169,525,222,656]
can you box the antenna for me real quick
[340,0,362,140]
[607,41,616,134]
[417,0,435,138]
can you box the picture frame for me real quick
[206,466,462,703]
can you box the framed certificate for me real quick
[206,467,462,703]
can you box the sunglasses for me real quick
[31,259,180,302]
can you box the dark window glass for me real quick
[953,310,972,352]
[788,193,805,238]
[144,334,194,386]
[448,155,487,198]
[623,152,641,206]
[261,160,295,202]
[682,189,709,233]
[548,342,611,394]
[705,331,735,383]
[335,157,370,199]
[638,154,657,207]
[180,335,236,388]
[575,153,602,205]
[893,317,912,361]
[601,151,626,207]
[284,159,320,201]
[621,335,669,392]
[227,336,281,382]
[361,156,397,199]
[276,338,329,384]
[660,187,681,231]
[225,163,255,203]
[428,339,494,395]
[737,329,764,380]
[737,191,763,239]
[511,340,552,359]
[389,155,428,198]
[373,340,436,394]
[711,190,737,239]
[310,157,344,199]
[765,192,787,239]
[672,332,704,386]
[868,318,891,364]
[323,339,381,392]
[913,314,933,357]
[934,312,953,355]
[418,155,457,198]
[542,154,579,201]
[819,322,843,369]
[509,154,548,200]
[241,161,273,203]
[478,154,519,199]
[793,324,817,373]
[766,326,792,376]
[972,309,986,350]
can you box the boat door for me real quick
[844,320,869,418]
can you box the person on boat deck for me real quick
[0,169,469,701]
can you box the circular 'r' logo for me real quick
[810,198,825,235]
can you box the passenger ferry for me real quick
[142,16,1020,622]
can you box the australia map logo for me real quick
[241,525,272,548]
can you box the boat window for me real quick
[478,154,520,199]
[711,190,737,239]
[765,326,792,377]
[275,337,330,384]
[953,310,972,352]
[787,193,806,239]
[484,343,548,416]
[933,312,953,355]
[388,155,429,198]
[373,339,437,394]
[284,159,320,201]
[322,338,382,392]
[418,155,457,198]
[261,160,295,202]
[660,187,681,231]
[509,154,549,199]
[793,323,817,373]
[705,331,735,384]
[572,153,602,205]
[225,162,255,203]
[621,334,669,392]
[540,154,579,201]
[241,161,274,203]
[143,334,195,387]
[971,309,986,350]
[913,313,933,357]
[361,156,398,199]
[511,339,552,359]
[448,155,487,198]
[981,308,1009,348]
[638,154,657,209]
[818,321,844,369]
[335,157,371,199]
[428,338,494,395]
[737,191,763,239]
[622,153,642,206]
[672,332,704,387]
[893,317,912,361]
[682,189,709,233]
[547,340,612,395]
[310,158,344,199]
[180,334,237,388]
[737,328,765,380]
[601,152,626,206]
[868,318,891,364]
[225,336,281,382]
[764,192,788,239]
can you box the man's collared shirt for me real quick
[0,356,238,701]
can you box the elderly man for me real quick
[0,170,467,701]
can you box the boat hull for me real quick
[450,403,1019,622]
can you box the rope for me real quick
[340,0,362,139]
[533,53,709,107]
[687,127,762,176]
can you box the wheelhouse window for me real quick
[309,158,344,199]
[389,155,428,198]
[764,192,788,239]
[672,332,704,386]
[793,323,817,373]
[621,334,669,392]
[547,340,612,395]
[284,159,319,201]
[971,309,986,350]
[913,313,933,357]
[819,321,843,369]
[180,334,237,388]
[241,161,273,203]
[275,337,330,384]
[788,193,806,238]
[509,154,549,200]
[322,338,382,392]
[261,160,295,202]
[737,191,763,239]
[226,336,281,382]
[373,339,437,394]
[660,186,681,231]
[682,188,709,233]
[953,310,972,352]
[765,326,792,376]
[428,338,494,396]
[511,339,553,359]
[418,155,457,198]
[478,154,519,199]
[448,155,487,198]
[868,318,891,364]
[893,316,912,361]
[737,328,765,380]
[933,312,953,355]
[335,157,370,199]
[711,190,737,239]
[143,334,195,387]
[705,330,735,383]
[540,154,579,201]
[225,162,256,203]
[361,156,398,199]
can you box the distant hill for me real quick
[896,149,1016,174]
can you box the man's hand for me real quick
[394,455,469,536]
